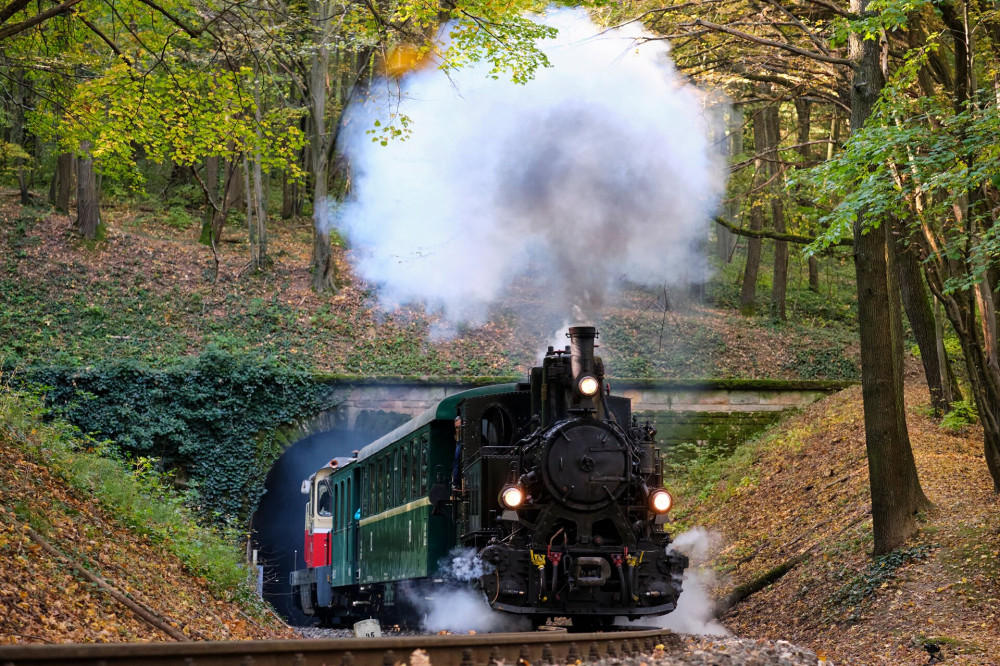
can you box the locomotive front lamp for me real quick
[578,376,600,397]
[649,489,673,513]
[500,485,525,509]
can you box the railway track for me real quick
[0,628,675,666]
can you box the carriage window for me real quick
[360,467,368,514]
[317,481,332,517]
[383,454,391,508]
[420,435,429,494]
[401,446,409,502]
[333,484,340,529]
[346,479,352,522]
[411,440,419,497]
[377,457,384,512]
[481,405,515,447]
[393,448,401,506]
[369,463,376,514]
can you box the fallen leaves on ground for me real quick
[695,369,1000,665]
[0,426,296,644]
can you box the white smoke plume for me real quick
[334,8,726,329]
[407,548,531,633]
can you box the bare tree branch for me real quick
[0,0,82,41]
[133,0,202,37]
[686,18,851,65]
[714,215,853,246]
[0,0,32,25]
[79,16,134,67]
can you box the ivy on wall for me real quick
[19,348,334,523]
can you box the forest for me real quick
[1,0,1000,611]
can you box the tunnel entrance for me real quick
[251,419,403,624]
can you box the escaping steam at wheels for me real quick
[290,326,688,629]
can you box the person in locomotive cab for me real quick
[317,484,332,517]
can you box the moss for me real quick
[308,374,857,391]
[310,373,523,385]
[613,378,857,391]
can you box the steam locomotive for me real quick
[289,326,687,629]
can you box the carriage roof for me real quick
[355,383,520,463]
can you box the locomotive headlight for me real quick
[578,376,600,397]
[649,489,673,513]
[500,485,525,509]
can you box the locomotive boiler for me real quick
[289,326,687,628]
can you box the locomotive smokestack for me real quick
[568,326,597,383]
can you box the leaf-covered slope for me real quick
[0,390,295,644]
[0,200,860,379]
[677,382,1000,664]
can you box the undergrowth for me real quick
[661,413,813,530]
[832,544,935,621]
[11,348,334,522]
[940,400,977,432]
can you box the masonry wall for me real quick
[287,378,851,449]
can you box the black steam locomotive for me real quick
[290,326,687,628]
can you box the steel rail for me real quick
[0,628,678,666]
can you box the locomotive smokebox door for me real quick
[539,420,630,511]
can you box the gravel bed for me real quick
[635,637,819,665]
[293,628,821,665]
[296,626,421,639]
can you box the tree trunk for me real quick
[309,1,338,293]
[224,156,244,215]
[933,299,961,404]
[10,71,30,205]
[311,176,337,291]
[247,82,269,270]
[936,287,1000,492]
[244,153,269,271]
[75,143,103,240]
[850,0,929,554]
[718,107,742,262]
[281,172,297,219]
[200,156,219,244]
[765,102,787,321]
[53,153,73,213]
[252,157,268,268]
[827,111,841,161]
[796,99,821,295]
[206,155,241,245]
[739,103,769,316]
[890,217,950,414]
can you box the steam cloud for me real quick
[616,527,729,635]
[335,8,726,328]
[407,548,530,633]
[657,528,730,635]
